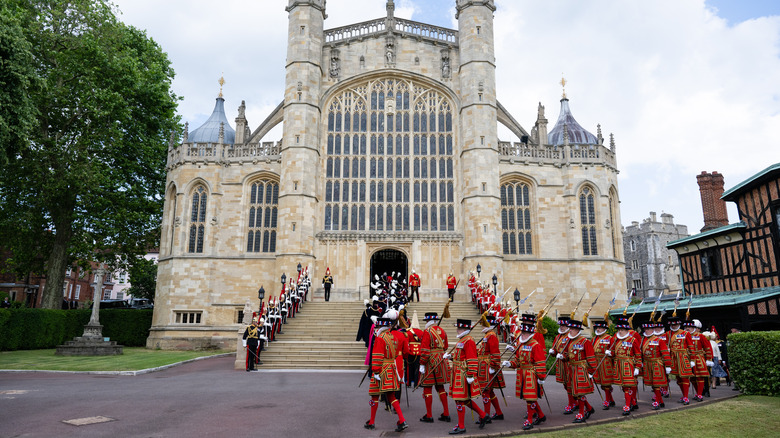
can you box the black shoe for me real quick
[478,416,489,429]
[533,415,547,425]
[609,400,616,407]
[449,427,466,435]
[663,393,670,398]
[631,404,639,411]
[475,416,491,425]
[573,416,586,424]
[420,416,434,423]
[364,422,375,430]
[246,369,250,372]
[395,421,408,432]
[523,422,533,430]
[491,413,504,420]
[659,402,665,408]
[585,407,595,419]
[439,415,451,422]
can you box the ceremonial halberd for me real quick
[148,0,625,350]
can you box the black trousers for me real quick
[246,339,259,370]
[410,286,419,302]
[448,288,455,302]
[324,285,331,301]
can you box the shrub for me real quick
[727,331,780,396]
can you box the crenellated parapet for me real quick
[167,140,282,169]
[498,141,618,171]
[325,17,457,46]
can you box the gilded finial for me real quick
[218,74,225,98]
[560,74,567,99]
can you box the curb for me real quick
[0,352,235,376]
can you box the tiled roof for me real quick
[188,97,235,144]
[666,221,746,248]
[721,162,780,201]
[609,286,780,315]
[548,98,598,146]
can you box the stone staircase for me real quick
[259,300,488,370]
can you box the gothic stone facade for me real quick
[148,0,625,350]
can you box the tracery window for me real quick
[580,186,598,255]
[501,182,533,255]
[247,180,278,253]
[324,78,455,232]
[188,185,207,253]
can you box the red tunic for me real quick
[419,325,450,386]
[509,336,547,401]
[446,276,457,289]
[369,331,401,395]
[406,328,423,356]
[391,329,410,382]
[612,334,642,387]
[592,333,614,386]
[666,329,695,378]
[409,273,421,287]
[551,333,570,386]
[640,335,672,387]
[564,335,597,397]
[689,332,714,378]
[450,334,481,401]
[477,330,505,389]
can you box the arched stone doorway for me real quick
[370,248,408,286]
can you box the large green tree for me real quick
[127,256,157,302]
[0,0,179,308]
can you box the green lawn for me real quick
[525,395,780,438]
[0,348,232,372]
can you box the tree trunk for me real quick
[41,220,73,309]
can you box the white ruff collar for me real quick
[567,332,579,339]
[616,332,631,340]
[558,327,569,334]
[425,320,436,329]
[519,333,533,344]
[457,331,468,339]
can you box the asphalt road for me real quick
[0,356,736,438]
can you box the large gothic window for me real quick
[324,78,455,232]
[501,182,533,255]
[247,180,278,253]
[580,186,598,256]
[188,185,207,253]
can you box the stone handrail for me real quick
[395,17,458,44]
[324,17,458,45]
[325,18,386,43]
[499,141,617,169]
[167,140,282,168]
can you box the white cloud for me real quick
[111,0,780,231]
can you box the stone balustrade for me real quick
[498,141,617,170]
[167,140,282,168]
[324,17,457,46]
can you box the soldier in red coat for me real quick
[409,270,421,302]
[560,320,597,423]
[520,313,547,347]
[611,319,642,415]
[446,273,457,302]
[685,319,714,402]
[419,312,451,423]
[477,316,505,421]
[365,317,408,432]
[591,321,616,410]
[550,316,577,414]
[502,322,547,430]
[640,321,673,410]
[468,272,477,303]
[446,319,489,435]
[666,316,695,404]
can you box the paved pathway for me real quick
[0,356,736,437]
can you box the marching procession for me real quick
[360,270,719,435]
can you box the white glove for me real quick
[419,365,426,373]
[690,361,696,368]
[549,348,555,355]
[443,353,452,360]
[634,368,640,376]
[588,374,593,379]
[489,367,495,374]
[706,360,714,367]
[538,379,545,385]
[556,353,564,360]
[665,367,672,374]
[373,373,381,382]
[605,350,612,357]
[506,345,515,352]
[501,360,512,368]
[242,340,247,347]
[466,376,475,384]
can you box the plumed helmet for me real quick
[693,319,702,329]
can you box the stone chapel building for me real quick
[148,0,626,349]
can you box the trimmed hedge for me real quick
[728,331,780,396]
[0,309,153,351]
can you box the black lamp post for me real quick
[513,287,520,314]
[297,263,302,276]
[476,263,482,278]
[281,273,286,288]
[258,286,265,301]
[492,274,498,295]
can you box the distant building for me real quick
[623,212,689,299]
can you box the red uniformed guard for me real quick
[446,273,457,302]
[591,321,616,410]
[550,316,576,414]
[686,319,714,402]
[366,317,408,432]
[521,313,547,347]
[640,321,673,410]
[477,316,505,421]
[611,318,643,415]
[405,312,424,387]
[409,270,421,302]
[419,312,451,423]
[560,320,597,423]
[502,322,547,430]
[468,272,477,303]
[666,316,695,404]
[446,319,489,434]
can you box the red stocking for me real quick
[527,402,535,423]
[491,393,503,415]
[423,387,433,418]
[438,388,450,416]
[388,394,406,424]
[456,402,465,429]
[369,396,379,424]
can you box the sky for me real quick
[112,0,780,235]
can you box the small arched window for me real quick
[188,186,207,253]
[500,182,533,255]
[247,180,278,253]
[580,186,598,256]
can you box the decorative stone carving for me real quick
[329,49,340,79]
[537,102,545,119]
[385,37,395,67]
[183,122,189,143]
[441,49,450,79]
[242,300,252,324]
[386,98,396,115]
[360,55,365,68]
[238,100,246,118]
[297,81,303,92]
[174,216,182,227]
[211,216,218,226]
[606,218,611,229]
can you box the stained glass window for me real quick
[247,180,278,252]
[500,182,533,255]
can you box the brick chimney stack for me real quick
[697,171,729,232]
